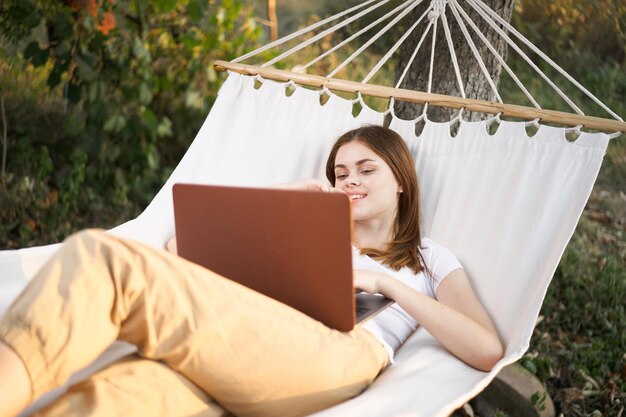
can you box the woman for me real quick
[0,125,502,417]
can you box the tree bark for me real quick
[394,0,516,122]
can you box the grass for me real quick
[522,185,626,416]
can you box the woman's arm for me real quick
[355,269,503,371]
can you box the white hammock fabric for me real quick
[1,72,609,416]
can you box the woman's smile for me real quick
[347,192,368,202]
[333,141,401,223]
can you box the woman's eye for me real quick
[361,169,374,175]
[336,174,348,180]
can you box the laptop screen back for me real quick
[173,183,357,331]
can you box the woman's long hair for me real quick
[325,125,427,274]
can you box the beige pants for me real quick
[0,230,388,417]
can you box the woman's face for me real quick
[333,141,402,224]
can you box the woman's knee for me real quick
[63,229,108,246]
[60,229,124,260]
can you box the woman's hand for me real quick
[354,269,392,295]
[271,178,343,193]
[166,236,177,254]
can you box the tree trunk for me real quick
[268,0,278,41]
[394,0,516,122]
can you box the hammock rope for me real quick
[264,0,394,69]
[469,0,622,121]
[362,6,431,84]
[232,0,380,64]
[440,12,466,99]
[447,0,539,107]
[217,0,624,134]
[393,10,433,89]
[422,13,438,116]
[327,0,423,78]
[459,0,583,115]
[301,0,415,72]
[447,1,503,104]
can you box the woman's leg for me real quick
[0,341,32,417]
[30,355,228,417]
[0,229,387,417]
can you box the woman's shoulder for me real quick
[419,237,463,279]
[419,237,454,257]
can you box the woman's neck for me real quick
[353,218,395,251]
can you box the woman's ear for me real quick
[397,186,403,193]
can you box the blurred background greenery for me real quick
[0,0,624,415]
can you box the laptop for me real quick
[172,183,393,332]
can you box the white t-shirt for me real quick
[354,238,462,362]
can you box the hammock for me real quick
[1,1,623,416]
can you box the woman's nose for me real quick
[346,175,360,186]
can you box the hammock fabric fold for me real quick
[0,72,609,416]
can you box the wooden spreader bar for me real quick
[214,60,626,134]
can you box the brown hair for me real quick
[325,125,427,274]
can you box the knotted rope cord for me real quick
[386,9,435,123]
[327,0,423,78]
[448,0,539,108]
[421,10,441,116]
[441,11,466,99]
[361,5,432,84]
[447,1,503,104]
[232,0,380,64]
[471,0,623,122]
[226,0,623,133]
[394,14,435,88]
[263,0,393,68]
[301,0,415,72]
[463,0,584,116]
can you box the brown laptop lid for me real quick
[173,183,356,331]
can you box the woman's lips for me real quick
[349,193,367,202]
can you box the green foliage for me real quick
[513,0,625,65]
[523,196,626,415]
[530,390,547,411]
[0,0,262,247]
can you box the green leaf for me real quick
[63,115,86,138]
[36,146,54,180]
[521,357,538,374]
[156,117,172,138]
[67,82,82,103]
[47,62,64,89]
[55,41,71,60]
[76,56,98,82]
[52,10,73,39]
[153,0,178,13]
[180,33,201,50]
[103,114,126,133]
[146,144,159,169]
[139,82,152,105]
[187,0,202,22]
[132,37,151,63]
[141,108,158,132]
[24,42,49,67]
[88,81,99,102]
[158,76,172,92]
[185,90,202,109]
